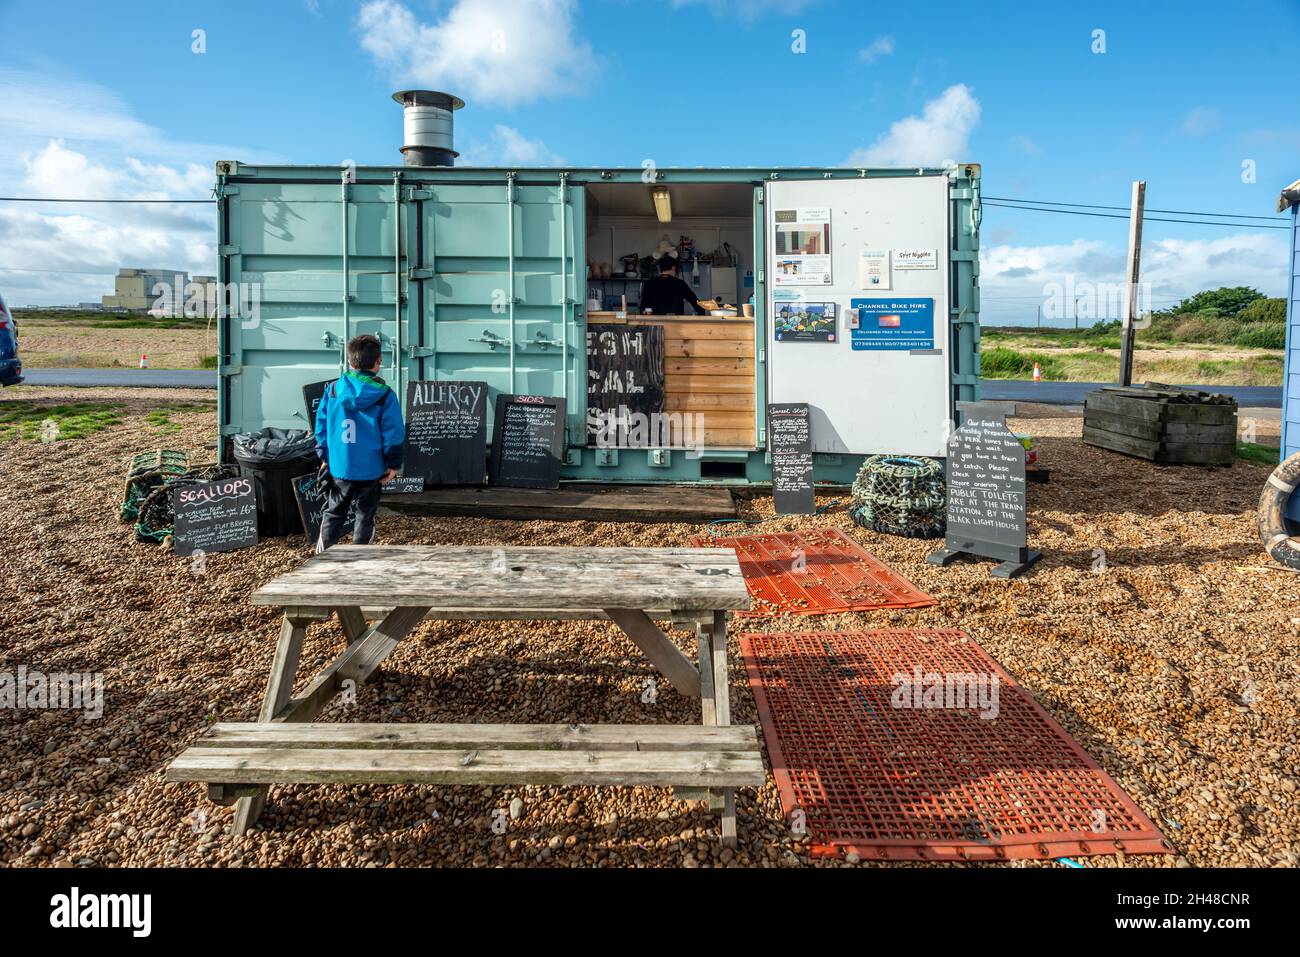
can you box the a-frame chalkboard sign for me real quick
[927,402,1041,578]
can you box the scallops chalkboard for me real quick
[403,380,489,486]
[489,394,566,489]
[172,476,259,557]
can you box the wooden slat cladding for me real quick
[587,316,757,448]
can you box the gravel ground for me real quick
[1,392,1296,869]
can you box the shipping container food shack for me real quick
[214,91,982,486]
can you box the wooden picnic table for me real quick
[167,545,760,847]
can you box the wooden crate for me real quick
[1082,384,1237,466]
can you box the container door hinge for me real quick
[406,188,432,202]
[758,348,766,363]
[406,345,436,358]
[219,244,240,256]
[408,267,433,281]
[221,185,239,196]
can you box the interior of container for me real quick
[583,182,756,451]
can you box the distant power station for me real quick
[102,268,216,315]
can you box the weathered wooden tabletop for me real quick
[251,545,750,612]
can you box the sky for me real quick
[1,0,1297,323]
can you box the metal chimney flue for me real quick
[392,90,464,167]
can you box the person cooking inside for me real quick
[639,255,706,316]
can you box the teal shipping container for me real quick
[214,93,982,486]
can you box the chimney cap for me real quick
[392,90,465,111]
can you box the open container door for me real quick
[764,175,952,456]
[408,174,585,446]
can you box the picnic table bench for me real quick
[167,545,761,847]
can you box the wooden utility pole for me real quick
[1118,180,1146,386]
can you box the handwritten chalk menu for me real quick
[927,404,1041,578]
[172,477,258,557]
[489,394,566,489]
[403,380,489,486]
[381,476,425,495]
[586,324,665,445]
[768,403,815,515]
[291,471,355,544]
[303,379,331,426]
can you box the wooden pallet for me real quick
[1082,384,1237,466]
[380,482,737,524]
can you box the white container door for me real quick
[765,176,952,456]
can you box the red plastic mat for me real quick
[740,630,1174,861]
[693,528,935,616]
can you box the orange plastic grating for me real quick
[694,528,935,616]
[740,630,1175,861]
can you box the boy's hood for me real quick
[334,370,391,411]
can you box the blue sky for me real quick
[1,0,1296,321]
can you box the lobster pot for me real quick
[849,455,946,538]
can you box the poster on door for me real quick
[849,298,936,351]
[772,207,832,286]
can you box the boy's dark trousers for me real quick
[316,477,382,552]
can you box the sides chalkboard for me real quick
[303,379,331,428]
[768,402,815,515]
[927,403,1041,578]
[586,324,665,446]
[489,394,566,489]
[172,477,259,557]
[292,471,355,545]
[404,380,489,486]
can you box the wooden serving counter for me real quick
[586,313,756,448]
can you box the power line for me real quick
[984,195,1284,222]
[981,200,1288,229]
[0,196,212,204]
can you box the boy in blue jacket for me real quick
[313,334,404,551]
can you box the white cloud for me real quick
[0,70,275,306]
[457,125,564,167]
[844,84,980,168]
[1182,107,1220,136]
[858,35,894,63]
[356,0,596,108]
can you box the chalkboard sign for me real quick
[172,477,259,557]
[768,403,815,515]
[586,324,665,445]
[404,380,489,485]
[489,394,566,489]
[381,476,426,495]
[927,403,1041,578]
[303,379,331,427]
[291,471,355,545]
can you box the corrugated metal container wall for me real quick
[214,164,982,485]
